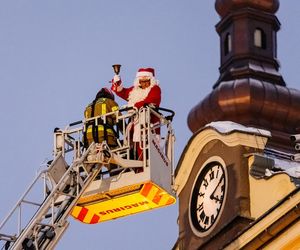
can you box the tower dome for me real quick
[215,0,279,17]
[188,0,300,150]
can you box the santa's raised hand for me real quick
[111,75,122,92]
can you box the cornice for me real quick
[174,125,269,195]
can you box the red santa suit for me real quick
[116,84,161,110]
[111,68,161,158]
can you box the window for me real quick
[224,33,232,55]
[254,28,266,49]
[224,33,232,56]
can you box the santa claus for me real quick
[111,67,161,160]
[111,67,161,109]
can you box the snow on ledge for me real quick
[205,121,271,137]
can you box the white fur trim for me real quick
[113,75,121,82]
[136,71,153,78]
[127,85,153,107]
[133,119,140,142]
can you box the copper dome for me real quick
[215,0,280,17]
[188,79,300,135]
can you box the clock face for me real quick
[189,161,227,235]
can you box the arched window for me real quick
[224,33,232,55]
[254,28,266,49]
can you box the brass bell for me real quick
[112,64,121,75]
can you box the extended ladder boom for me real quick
[0,145,103,250]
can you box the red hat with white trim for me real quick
[136,68,155,78]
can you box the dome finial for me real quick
[215,0,280,17]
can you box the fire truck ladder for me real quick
[0,105,176,250]
[0,142,107,250]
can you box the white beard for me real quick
[127,86,152,107]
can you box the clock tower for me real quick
[174,1,300,249]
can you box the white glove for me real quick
[111,75,122,92]
[113,75,121,83]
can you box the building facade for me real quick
[174,1,300,249]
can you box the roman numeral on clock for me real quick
[199,210,205,223]
[198,211,210,226]
[209,169,215,181]
[203,178,208,188]
[197,203,204,212]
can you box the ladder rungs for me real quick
[0,233,17,241]
[22,199,42,207]
[56,191,76,198]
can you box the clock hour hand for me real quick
[211,196,222,202]
[209,176,224,201]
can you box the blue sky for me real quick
[0,1,299,249]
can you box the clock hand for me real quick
[211,196,222,202]
[209,175,224,201]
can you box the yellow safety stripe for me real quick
[112,106,118,112]
[84,109,89,118]
[101,104,106,114]
[86,126,114,134]
[84,100,118,119]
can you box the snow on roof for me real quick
[205,121,271,137]
[271,157,300,178]
[251,152,300,181]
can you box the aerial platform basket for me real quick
[54,105,176,224]
[71,134,176,224]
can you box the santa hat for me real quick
[136,68,155,78]
[133,67,159,87]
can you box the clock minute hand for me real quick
[209,175,224,201]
